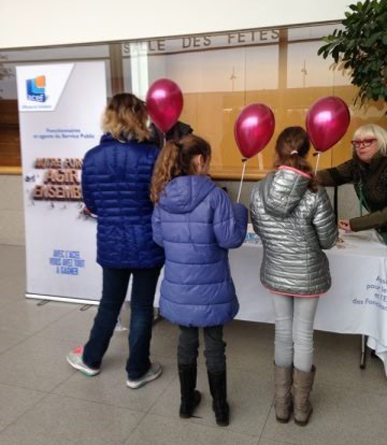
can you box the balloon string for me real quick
[162,133,166,148]
[237,159,247,203]
[314,152,321,175]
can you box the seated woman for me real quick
[317,124,387,243]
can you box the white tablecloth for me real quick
[229,230,387,375]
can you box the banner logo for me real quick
[26,76,46,102]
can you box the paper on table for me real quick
[339,229,385,248]
[245,223,262,244]
[341,230,374,243]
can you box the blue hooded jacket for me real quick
[82,134,165,269]
[152,175,248,327]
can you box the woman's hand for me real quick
[338,219,352,232]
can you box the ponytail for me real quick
[274,127,318,192]
[150,134,212,203]
[150,141,182,204]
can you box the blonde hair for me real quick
[353,124,387,156]
[150,134,211,203]
[102,93,150,141]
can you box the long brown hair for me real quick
[274,126,318,192]
[102,93,149,141]
[150,134,211,203]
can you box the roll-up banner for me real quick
[16,62,107,303]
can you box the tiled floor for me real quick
[0,244,386,445]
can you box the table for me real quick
[229,229,387,375]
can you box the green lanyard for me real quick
[358,181,364,217]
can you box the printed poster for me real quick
[17,62,107,302]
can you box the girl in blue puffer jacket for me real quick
[151,134,247,426]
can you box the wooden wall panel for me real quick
[1,87,387,177]
[181,87,387,180]
[0,100,20,170]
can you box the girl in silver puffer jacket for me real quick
[250,127,338,426]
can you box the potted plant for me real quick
[318,0,387,105]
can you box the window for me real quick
[0,45,111,173]
[1,23,386,177]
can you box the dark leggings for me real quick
[177,325,226,373]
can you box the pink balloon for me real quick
[146,79,183,133]
[234,104,275,159]
[306,96,350,152]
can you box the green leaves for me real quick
[364,33,380,48]
[317,0,387,106]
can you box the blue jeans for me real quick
[83,266,161,379]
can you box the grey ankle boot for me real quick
[292,366,316,426]
[274,364,293,423]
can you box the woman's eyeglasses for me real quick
[351,138,376,148]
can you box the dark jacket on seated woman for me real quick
[317,125,387,243]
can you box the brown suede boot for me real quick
[274,364,293,423]
[292,366,316,426]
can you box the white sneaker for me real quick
[126,362,162,389]
[66,346,100,377]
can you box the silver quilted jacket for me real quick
[250,166,338,296]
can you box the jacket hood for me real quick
[100,133,118,144]
[100,133,140,144]
[159,175,215,214]
[261,166,311,217]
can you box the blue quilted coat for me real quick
[152,175,248,327]
[82,134,165,269]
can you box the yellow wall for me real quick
[180,88,387,180]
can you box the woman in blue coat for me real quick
[151,135,247,426]
[67,93,164,389]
